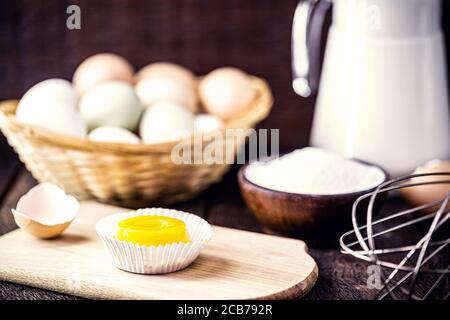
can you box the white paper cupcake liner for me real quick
[96,208,213,274]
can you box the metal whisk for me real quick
[340,173,450,300]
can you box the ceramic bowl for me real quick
[238,161,388,246]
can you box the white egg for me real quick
[16,79,86,138]
[79,81,143,131]
[18,78,79,109]
[136,62,196,88]
[194,114,223,133]
[18,102,87,138]
[140,102,195,144]
[135,76,198,112]
[199,67,256,119]
[88,126,140,144]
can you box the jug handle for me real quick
[291,0,332,97]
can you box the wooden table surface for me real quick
[0,0,449,300]
[0,137,384,300]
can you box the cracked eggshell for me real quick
[11,183,80,239]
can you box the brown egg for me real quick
[135,76,198,112]
[73,53,134,94]
[400,160,450,212]
[199,67,256,119]
[135,62,196,88]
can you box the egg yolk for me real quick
[116,216,190,246]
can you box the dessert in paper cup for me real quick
[96,208,213,274]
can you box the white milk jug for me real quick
[292,0,450,177]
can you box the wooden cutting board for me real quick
[0,201,318,300]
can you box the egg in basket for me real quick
[0,53,273,207]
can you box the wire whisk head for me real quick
[340,172,450,300]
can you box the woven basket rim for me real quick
[0,76,273,155]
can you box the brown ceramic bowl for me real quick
[238,160,388,246]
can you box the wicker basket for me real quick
[0,77,273,207]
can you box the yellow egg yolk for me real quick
[116,216,190,246]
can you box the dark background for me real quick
[0,0,449,300]
[2,0,447,151]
